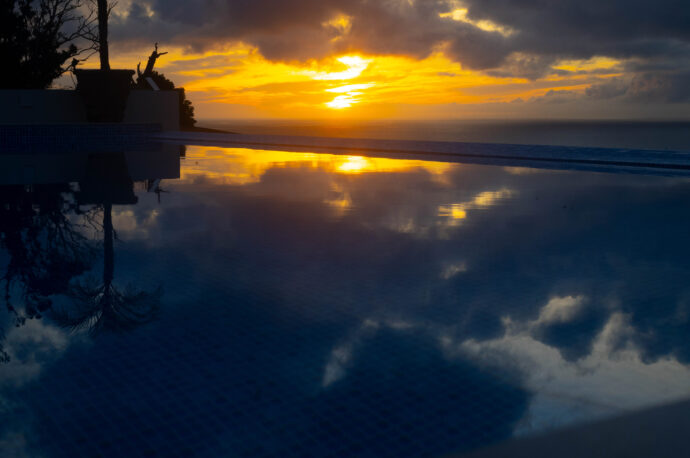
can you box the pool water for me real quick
[2,145,690,456]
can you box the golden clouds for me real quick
[99,41,626,119]
[306,56,371,81]
[440,7,514,37]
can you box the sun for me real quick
[326,95,356,109]
[307,55,373,110]
[337,156,370,172]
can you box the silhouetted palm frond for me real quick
[52,278,161,335]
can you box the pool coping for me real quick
[154,131,690,176]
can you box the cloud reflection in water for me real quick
[170,145,690,438]
[3,145,690,455]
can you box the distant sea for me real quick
[200,119,690,151]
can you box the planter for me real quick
[74,69,135,122]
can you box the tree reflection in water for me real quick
[0,152,165,361]
[53,153,161,335]
[53,201,161,334]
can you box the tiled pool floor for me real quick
[2,145,690,456]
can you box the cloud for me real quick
[528,89,581,104]
[0,320,70,387]
[531,296,588,327]
[453,312,690,435]
[0,320,72,458]
[626,71,690,103]
[462,0,690,61]
[585,77,630,99]
[107,1,690,88]
[485,54,560,80]
[322,319,380,387]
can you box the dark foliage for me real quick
[0,0,92,88]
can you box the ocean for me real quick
[200,119,690,151]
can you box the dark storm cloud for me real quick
[113,0,460,60]
[582,71,690,103]
[585,78,629,99]
[462,0,690,58]
[485,54,560,80]
[529,89,580,104]
[111,0,690,97]
[626,71,690,102]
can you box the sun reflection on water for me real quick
[180,147,454,184]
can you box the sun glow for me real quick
[180,147,453,184]
[325,83,375,109]
[327,84,375,93]
[326,95,356,109]
[337,156,370,173]
[308,56,375,109]
[308,55,371,81]
[103,40,629,119]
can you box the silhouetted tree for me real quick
[0,0,94,88]
[136,42,167,79]
[179,89,197,129]
[134,44,197,128]
[52,203,161,334]
[79,0,114,70]
[95,0,109,69]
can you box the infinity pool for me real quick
[2,144,690,456]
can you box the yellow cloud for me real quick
[306,55,372,81]
[440,7,515,36]
[91,41,626,119]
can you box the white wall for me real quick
[0,90,180,131]
[0,90,85,124]
[124,90,180,131]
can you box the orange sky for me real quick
[71,0,689,121]
[103,42,625,120]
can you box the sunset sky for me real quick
[92,0,690,120]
